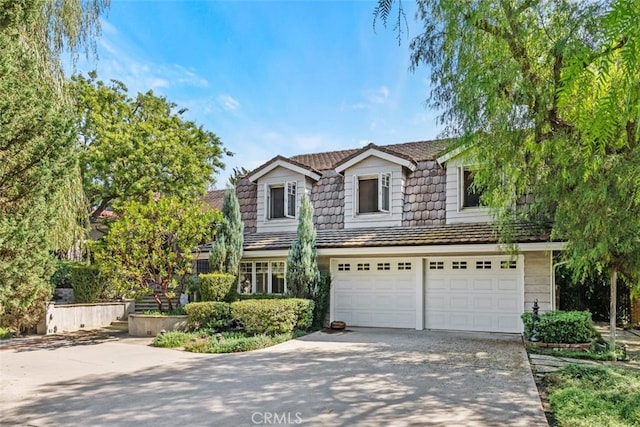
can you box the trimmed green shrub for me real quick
[521,312,533,340]
[521,310,597,343]
[231,298,314,335]
[537,310,598,343]
[184,301,232,331]
[50,260,74,288]
[70,264,104,303]
[238,293,290,300]
[198,273,237,302]
[0,327,13,339]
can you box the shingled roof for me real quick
[288,139,449,172]
[202,189,225,211]
[239,223,552,251]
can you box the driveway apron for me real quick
[0,328,547,426]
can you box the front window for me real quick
[268,181,296,219]
[462,169,483,208]
[239,262,253,294]
[357,172,391,214]
[271,261,285,294]
[239,260,287,294]
[194,259,211,275]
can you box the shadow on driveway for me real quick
[1,328,546,426]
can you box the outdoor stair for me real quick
[106,320,129,332]
[134,294,179,313]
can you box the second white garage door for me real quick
[331,258,416,328]
[424,256,523,333]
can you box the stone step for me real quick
[105,320,129,331]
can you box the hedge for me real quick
[522,310,598,343]
[184,301,232,331]
[198,273,236,302]
[231,298,314,335]
[70,264,104,303]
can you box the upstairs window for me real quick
[356,172,391,214]
[267,181,296,219]
[461,168,483,208]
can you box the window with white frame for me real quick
[267,181,296,219]
[237,260,287,294]
[459,167,483,209]
[356,172,391,214]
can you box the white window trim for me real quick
[265,181,297,221]
[237,260,288,294]
[457,166,484,212]
[353,172,392,216]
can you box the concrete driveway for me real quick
[0,328,547,426]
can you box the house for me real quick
[198,140,563,333]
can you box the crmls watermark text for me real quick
[251,412,303,425]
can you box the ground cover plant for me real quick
[546,364,640,426]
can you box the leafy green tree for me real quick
[69,72,231,222]
[286,193,320,298]
[0,0,106,331]
[209,189,244,274]
[376,0,639,347]
[96,197,221,311]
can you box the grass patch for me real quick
[0,327,13,339]
[526,344,627,362]
[153,331,200,348]
[546,364,640,427]
[183,330,307,354]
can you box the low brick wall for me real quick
[37,301,135,335]
[128,315,188,337]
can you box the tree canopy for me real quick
[376,0,639,280]
[96,197,221,311]
[69,72,231,221]
[376,0,639,346]
[209,189,244,274]
[286,193,320,298]
[0,0,108,332]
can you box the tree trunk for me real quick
[610,266,617,350]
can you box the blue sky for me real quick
[70,0,442,187]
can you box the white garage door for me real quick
[424,256,523,333]
[332,258,416,328]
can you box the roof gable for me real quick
[335,143,417,173]
[248,155,322,182]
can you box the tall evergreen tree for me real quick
[209,189,244,274]
[286,193,320,298]
[0,0,108,332]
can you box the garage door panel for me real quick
[473,279,493,290]
[333,259,416,329]
[425,256,523,333]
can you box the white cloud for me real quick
[218,94,241,111]
[351,85,390,110]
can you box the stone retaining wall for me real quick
[37,301,135,335]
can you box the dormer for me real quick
[437,148,492,224]
[249,156,321,233]
[335,144,417,229]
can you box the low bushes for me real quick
[70,264,104,303]
[198,273,236,302]
[183,331,306,353]
[231,298,314,335]
[521,310,598,343]
[184,301,232,331]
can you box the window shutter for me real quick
[264,183,270,221]
[352,174,358,217]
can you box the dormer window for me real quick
[267,181,296,219]
[356,172,391,214]
[460,168,483,208]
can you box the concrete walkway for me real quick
[1,328,547,426]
